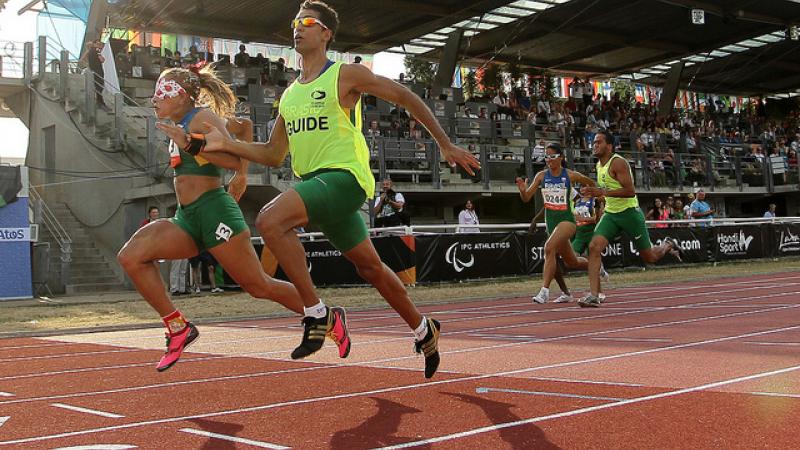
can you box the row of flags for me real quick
[105,29,371,69]
[454,65,751,112]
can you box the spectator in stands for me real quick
[367,120,381,138]
[398,73,405,83]
[646,198,669,228]
[671,198,686,225]
[689,188,714,227]
[354,56,362,64]
[374,178,406,228]
[186,45,201,64]
[463,107,478,119]
[234,44,250,67]
[536,96,550,124]
[763,203,777,219]
[408,117,422,140]
[457,200,480,233]
[582,78,593,108]
[171,51,182,68]
[140,206,160,228]
[569,77,583,107]
[585,110,600,148]
[169,258,189,296]
[788,149,798,169]
[189,251,224,294]
[80,40,106,109]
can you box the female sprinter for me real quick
[119,67,345,372]
[516,143,596,304]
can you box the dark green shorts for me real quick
[594,207,652,251]
[294,169,368,252]
[171,187,249,251]
[571,226,595,254]
[545,209,576,235]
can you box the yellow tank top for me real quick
[279,61,375,198]
[596,153,639,213]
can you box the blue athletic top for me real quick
[542,168,572,212]
[170,107,224,178]
[574,197,595,229]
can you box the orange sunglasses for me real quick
[291,17,328,30]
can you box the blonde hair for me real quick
[160,66,237,118]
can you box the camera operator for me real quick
[374,178,406,228]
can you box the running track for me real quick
[1,272,799,449]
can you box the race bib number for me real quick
[543,185,567,211]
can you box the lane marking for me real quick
[377,364,800,449]
[3,305,799,407]
[742,341,800,347]
[6,283,795,380]
[179,428,289,449]
[589,337,671,343]
[4,277,795,366]
[523,376,644,387]
[0,417,7,428]
[1,324,796,446]
[51,446,137,450]
[475,387,625,402]
[748,391,800,399]
[51,403,124,419]
[0,392,14,397]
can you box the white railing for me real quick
[248,216,800,245]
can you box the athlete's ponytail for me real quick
[196,67,237,119]
[160,66,237,118]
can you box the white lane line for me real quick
[51,403,124,419]
[3,303,798,407]
[179,428,289,449]
[51,445,137,450]
[475,387,625,402]
[0,417,8,428]
[7,276,795,363]
[377,364,800,449]
[522,376,644,387]
[589,337,672,343]
[0,324,796,446]
[0,392,14,397]
[6,275,797,352]
[748,392,800,399]
[742,341,800,346]
[6,284,785,381]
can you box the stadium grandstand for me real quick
[1,1,800,448]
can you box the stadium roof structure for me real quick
[107,0,800,96]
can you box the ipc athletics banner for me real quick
[243,224,797,287]
[255,235,415,286]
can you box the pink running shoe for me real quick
[156,322,199,372]
[327,306,351,358]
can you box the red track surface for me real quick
[1,272,799,449]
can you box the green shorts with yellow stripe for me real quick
[171,187,249,251]
[293,169,369,252]
[594,206,652,251]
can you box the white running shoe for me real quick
[532,287,549,304]
[553,293,572,303]
[211,287,224,293]
[598,292,607,303]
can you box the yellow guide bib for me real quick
[279,61,375,198]
[596,153,639,213]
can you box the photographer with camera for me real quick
[374,178,407,228]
